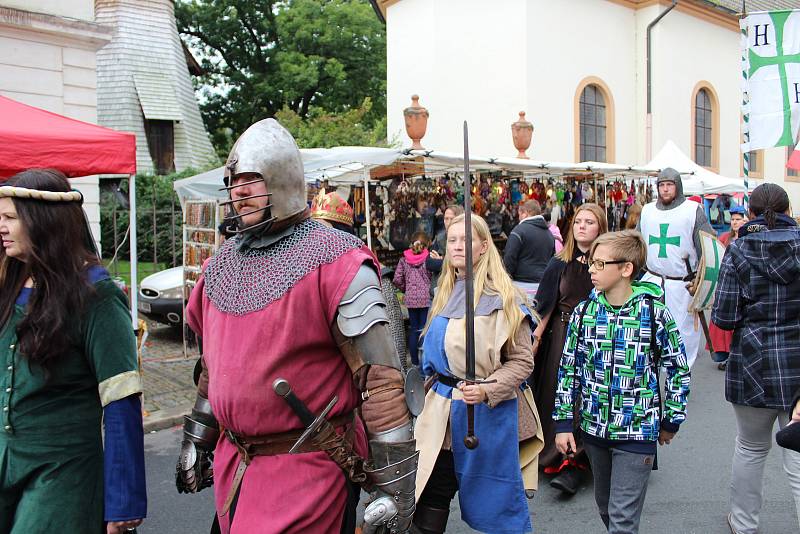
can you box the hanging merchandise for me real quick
[582,181,594,203]
[352,185,365,224]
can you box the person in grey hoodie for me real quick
[711,183,800,534]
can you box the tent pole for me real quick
[129,174,139,331]
[363,169,373,251]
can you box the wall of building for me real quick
[526,0,638,164]
[2,0,95,22]
[387,0,528,156]
[384,0,800,207]
[0,4,110,244]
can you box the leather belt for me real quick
[436,374,461,388]
[560,311,571,323]
[645,267,694,282]
[221,411,355,515]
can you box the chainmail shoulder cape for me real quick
[204,219,366,315]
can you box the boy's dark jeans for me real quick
[584,442,654,534]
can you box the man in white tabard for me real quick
[638,167,714,368]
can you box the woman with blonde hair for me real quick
[412,213,541,534]
[531,203,608,495]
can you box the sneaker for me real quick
[727,513,743,534]
[549,465,581,495]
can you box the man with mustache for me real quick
[175,119,420,534]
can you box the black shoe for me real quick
[550,465,581,495]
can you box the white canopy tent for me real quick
[174,145,675,248]
[637,140,753,195]
[173,145,675,202]
[173,147,408,201]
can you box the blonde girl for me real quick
[412,214,540,534]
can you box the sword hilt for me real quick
[273,378,316,428]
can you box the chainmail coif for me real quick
[204,219,365,315]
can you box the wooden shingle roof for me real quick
[712,0,800,12]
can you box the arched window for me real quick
[694,88,713,167]
[579,85,607,162]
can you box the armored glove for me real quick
[362,440,418,534]
[175,395,219,494]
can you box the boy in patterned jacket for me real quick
[554,230,691,534]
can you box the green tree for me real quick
[176,0,387,154]
[275,97,394,148]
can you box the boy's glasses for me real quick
[588,259,628,271]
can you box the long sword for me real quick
[463,121,478,450]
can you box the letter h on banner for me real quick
[754,24,770,46]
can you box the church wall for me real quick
[386,0,528,156]
[2,0,95,22]
[650,8,740,175]
[525,0,638,164]
[388,0,640,163]
[384,0,799,206]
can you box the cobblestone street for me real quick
[139,320,198,430]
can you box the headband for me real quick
[0,186,83,203]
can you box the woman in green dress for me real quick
[0,169,146,533]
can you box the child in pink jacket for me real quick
[393,232,432,366]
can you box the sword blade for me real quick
[463,121,479,450]
[463,121,476,384]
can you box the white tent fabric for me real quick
[641,140,752,194]
[173,166,225,202]
[173,147,408,201]
[173,145,677,202]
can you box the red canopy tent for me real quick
[0,95,136,178]
[0,95,140,326]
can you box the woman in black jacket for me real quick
[711,183,800,534]
[530,202,607,495]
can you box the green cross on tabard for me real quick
[701,239,722,308]
[749,11,800,146]
[649,223,681,258]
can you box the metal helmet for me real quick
[222,118,306,234]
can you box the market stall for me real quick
[176,146,673,264]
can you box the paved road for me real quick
[139,321,198,417]
[140,352,799,533]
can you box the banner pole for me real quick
[741,1,750,208]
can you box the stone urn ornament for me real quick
[404,94,429,150]
[511,111,533,159]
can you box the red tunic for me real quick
[186,225,375,534]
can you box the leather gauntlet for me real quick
[175,395,219,494]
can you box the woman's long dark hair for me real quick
[749,183,790,229]
[0,169,99,374]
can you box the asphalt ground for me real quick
[139,350,800,533]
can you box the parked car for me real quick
[138,266,183,328]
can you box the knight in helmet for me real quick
[175,119,421,534]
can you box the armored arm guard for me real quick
[176,357,220,494]
[334,263,422,533]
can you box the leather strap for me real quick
[361,382,401,401]
[221,411,356,515]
